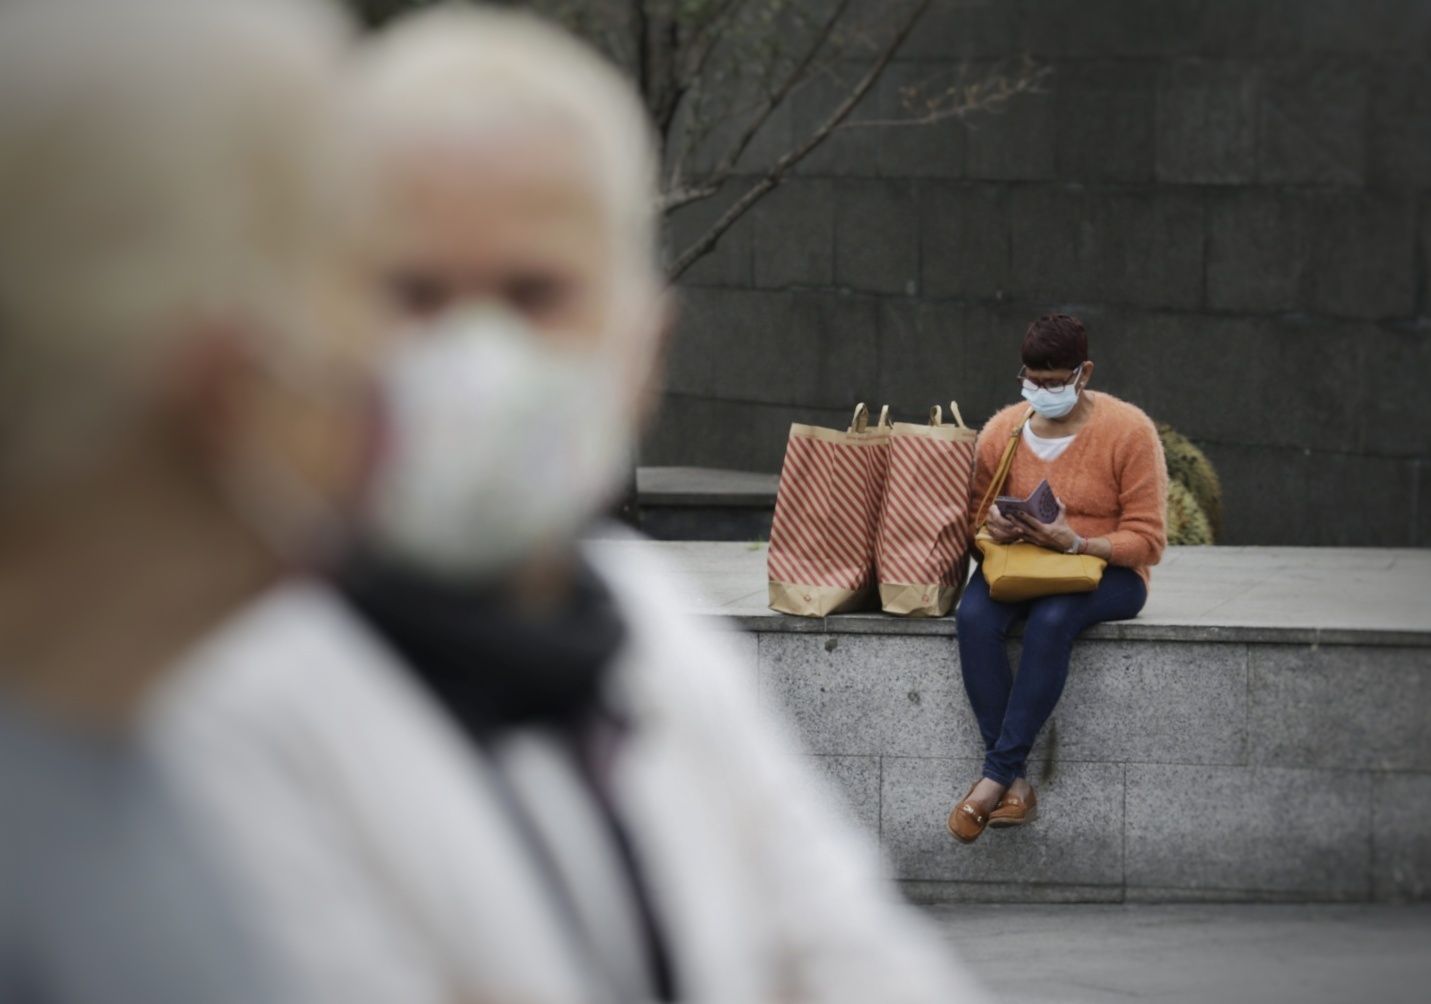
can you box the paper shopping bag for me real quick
[767,403,891,617]
[875,402,977,617]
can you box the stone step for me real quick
[591,540,1431,903]
[634,466,775,541]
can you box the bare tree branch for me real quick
[367,1,1048,281]
[665,58,835,209]
[667,0,936,279]
[666,0,862,205]
[642,3,687,137]
[697,0,853,190]
[661,183,722,213]
[677,0,747,80]
[841,57,1052,130]
[662,0,750,187]
[632,0,651,92]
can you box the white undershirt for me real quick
[1023,422,1076,462]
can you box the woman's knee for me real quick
[954,595,983,634]
[1102,567,1149,619]
[955,590,1004,641]
[1023,596,1083,643]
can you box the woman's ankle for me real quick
[970,776,1008,807]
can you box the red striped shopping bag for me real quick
[875,402,977,617]
[767,403,891,617]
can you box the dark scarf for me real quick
[335,549,676,1001]
[337,549,627,738]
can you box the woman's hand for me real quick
[984,504,1023,543]
[1008,498,1079,553]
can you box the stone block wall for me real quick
[728,627,1431,902]
[646,0,1431,546]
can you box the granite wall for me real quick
[724,625,1431,902]
[646,0,1431,546]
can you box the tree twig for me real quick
[661,183,722,213]
[840,59,1052,129]
[667,0,936,279]
[699,0,854,191]
[677,0,747,80]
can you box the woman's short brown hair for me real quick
[1021,313,1088,371]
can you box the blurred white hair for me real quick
[354,3,661,289]
[0,0,353,491]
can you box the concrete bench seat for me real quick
[635,466,776,541]
[589,541,1431,904]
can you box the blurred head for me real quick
[356,3,662,353]
[0,0,372,555]
[350,4,667,578]
[1019,314,1093,420]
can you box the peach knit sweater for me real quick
[970,391,1169,588]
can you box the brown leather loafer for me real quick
[947,783,993,844]
[988,786,1038,828]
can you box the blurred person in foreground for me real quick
[0,0,372,1000]
[148,5,988,1004]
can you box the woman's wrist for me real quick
[1082,536,1112,561]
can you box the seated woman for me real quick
[949,313,1167,843]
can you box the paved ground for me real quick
[928,903,1431,1004]
[591,540,1431,642]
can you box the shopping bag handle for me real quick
[848,403,892,433]
[848,402,870,433]
[928,401,970,428]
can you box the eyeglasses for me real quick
[1017,365,1084,391]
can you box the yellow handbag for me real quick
[972,409,1106,602]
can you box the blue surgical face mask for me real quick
[1021,365,1085,420]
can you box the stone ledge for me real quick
[769,638,1431,902]
[595,541,1431,649]
[731,612,1431,648]
[598,539,1431,902]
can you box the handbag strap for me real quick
[973,408,1036,527]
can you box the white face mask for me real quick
[1021,365,1085,420]
[362,304,633,579]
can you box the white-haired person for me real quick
[148,5,989,1004]
[0,0,370,1000]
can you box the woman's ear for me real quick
[155,323,262,468]
[1080,360,1095,390]
[157,320,373,526]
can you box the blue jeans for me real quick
[955,564,1147,786]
